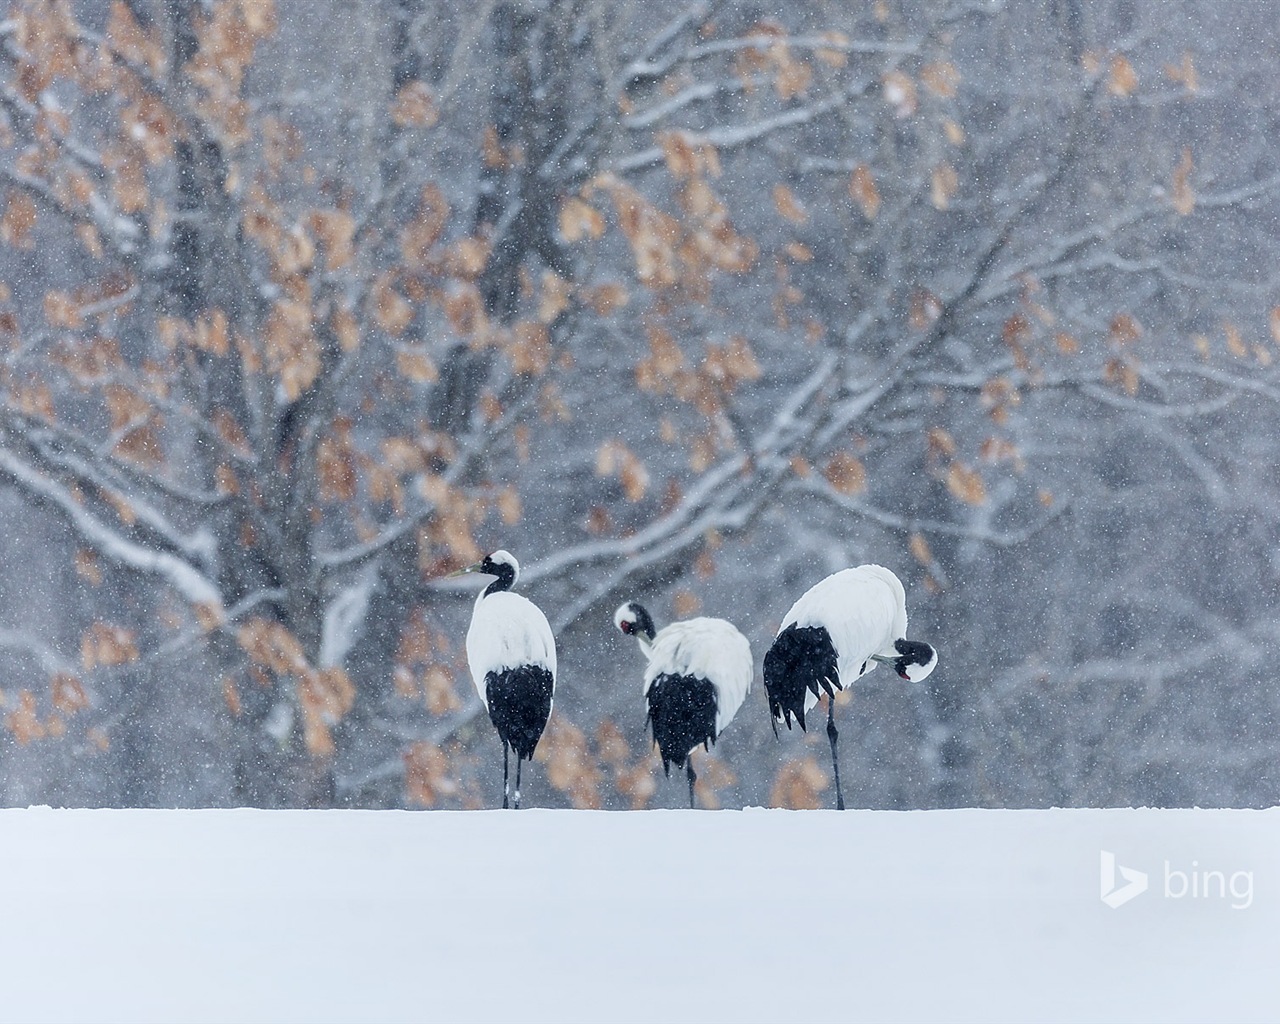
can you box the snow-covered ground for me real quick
[0,807,1275,1024]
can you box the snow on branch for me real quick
[319,570,376,669]
[795,476,1067,549]
[613,82,873,175]
[0,628,77,677]
[8,422,221,565]
[0,449,222,610]
[620,1,715,84]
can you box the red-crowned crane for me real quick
[763,564,937,810]
[449,551,555,809]
[614,601,753,808]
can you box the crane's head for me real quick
[447,550,520,590]
[613,601,656,643]
[892,639,937,682]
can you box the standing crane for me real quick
[763,564,937,810]
[614,601,753,808]
[449,551,555,809]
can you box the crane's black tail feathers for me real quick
[646,674,718,777]
[485,665,554,761]
[763,624,840,736]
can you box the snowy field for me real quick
[0,807,1275,1024]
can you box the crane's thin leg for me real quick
[502,742,510,810]
[687,756,697,809]
[827,697,845,811]
[514,756,523,810]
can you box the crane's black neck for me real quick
[482,562,517,596]
[629,602,658,643]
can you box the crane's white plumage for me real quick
[450,550,556,809]
[639,617,752,737]
[780,564,911,715]
[466,588,556,708]
[764,563,937,810]
[615,602,752,807]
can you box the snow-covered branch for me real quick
[0,448,222,610]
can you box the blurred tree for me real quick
[0,0,1277,810]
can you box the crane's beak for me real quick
[445,561,482,579]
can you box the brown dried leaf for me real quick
[1109,313,1143,346]
[1103,357,1140,395]
[51,674,88,715]
[559,197,606,242]
[614,759,658,809]
[946,462,987,505]
[509,321,551,376]
[909,290,942,330]
[1108,54,1138,97]
[6,690,45,745]
[111,156,148,215]
[921,61,960,98]
[1055,331,1080,355]
[497,486,522,526]
[769,756,829,809]
[537,270,573,324]
[535,717,603,809]
[422,666,462,716]
[931,163,958,210]
[299,667,356,757]
[332,306,360,352]
[222,676,243,716]
[694,549,716,580]
[772,184,808,224]
[236,617,308,675]
[113,424,163,466]
[673,589,701,618]
[316,421,358,502]
[1171,148,1195,216]
[391,81,440,128]
[404,742,458,806]
[848,165,880,220]
[909,532,933,567]
[701,335,761,392]
[823,452,867,496]
[447,237,489,279]
[595,719,631,768]
[399,184,448,266]
[1163,51,1198,93]
[108,1,165,76]
[310,209,356,271]
[80,622,140,670]
[372,275,414,337]
[1223,322,1248,358]
[693,755,737,810]
[980,437,1023,469]
[443,283,486,339]
[1002,313,1032,370]
[195,602,225,632]
[774,52,812,100]
[926,427,957,460]
[396,347,439,383]
[658,131,699,180]
[265,300,320,401]
[596,440,650,501]
[1,190,37,248]
[194,309,230,356]
[585,505,612,535]
[75,549,103,586]
[44,291,83,329]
